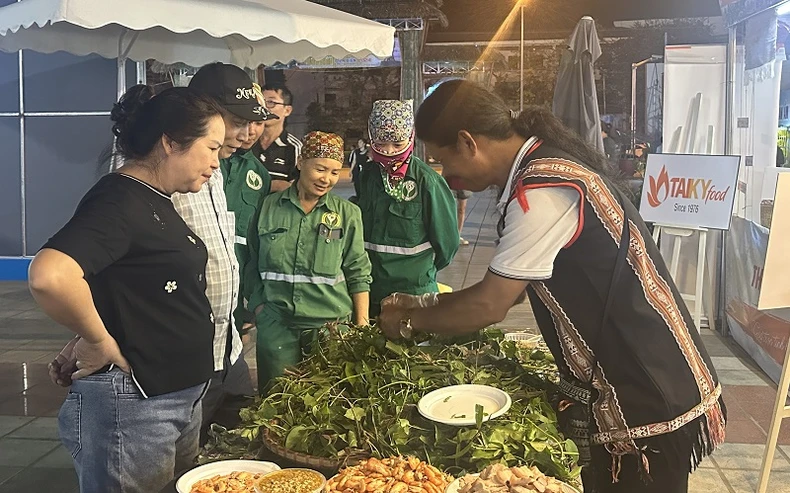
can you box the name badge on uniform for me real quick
[318,224,343,240]
[319,212,343,240]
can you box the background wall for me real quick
[0,2,134,277]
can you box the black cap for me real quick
[189,63,277,122]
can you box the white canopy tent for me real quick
[0,0,395,255]
[0,0,396,97]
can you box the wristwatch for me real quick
[399,316,414,339]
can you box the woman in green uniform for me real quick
[244,131,372,390]
[222,112,273,334]
[356,100,459,316]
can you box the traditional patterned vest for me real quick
[499,145,726,475]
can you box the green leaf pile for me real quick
[204,326,580,482]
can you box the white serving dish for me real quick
[445,474,581,493]
[175,459,280,493]
[504,332,542,343]
[417,384,512,426]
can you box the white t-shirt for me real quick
[489,141,582,281]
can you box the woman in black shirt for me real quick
[28,85,225,493]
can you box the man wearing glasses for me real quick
[249,84,303,192]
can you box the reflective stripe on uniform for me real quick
[260,271,346,286]
[235,236,247,245]
[364,241,432,256]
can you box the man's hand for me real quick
[378,303,410,340]
[72,336,130,380]
[48,336,80,387]
[241,322,255,345]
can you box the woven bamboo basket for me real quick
[761,200,775,229]
[261,428,368,474]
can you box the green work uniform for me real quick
[221,151,272,331]
[357,156,459,316]
[244,185,372,390]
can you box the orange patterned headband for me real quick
[301,131,345,164]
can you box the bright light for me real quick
[779,1,790,16]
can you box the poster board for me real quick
[662,45,727,156]
[639,154,741,229]
[759,173,790,309]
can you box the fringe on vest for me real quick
[604,395,727,483]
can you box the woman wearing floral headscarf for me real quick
[244,131,372,390]
[357,100,459,316]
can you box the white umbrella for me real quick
[0,0,396,96]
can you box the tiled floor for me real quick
[0,184,787,492]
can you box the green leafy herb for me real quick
[200,325,578,482]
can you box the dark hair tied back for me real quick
[111,85,156,158]
[109,84,222,163]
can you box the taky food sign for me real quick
[639,154,741,230]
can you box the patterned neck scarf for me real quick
[369,100,415,199]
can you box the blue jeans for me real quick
[59,369,208,493]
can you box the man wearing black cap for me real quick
[181,62,276,443]
[192,65,276,348]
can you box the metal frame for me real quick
[374,18,424,31]
[422,61,490,75]
[630,55,663,153]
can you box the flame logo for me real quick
[647,166,670,207]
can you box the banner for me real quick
[720,0,786,27]
[662,45,727,155]
[639,154,740,229]
[726,216,790,383]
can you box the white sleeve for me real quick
[489,186,581,280]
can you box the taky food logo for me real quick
[646,166,730,208]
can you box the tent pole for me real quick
[117,31,128,100]
[136,62,147,85]
[718,25,738,337]
[15,0,26,256]
[116,31,141,100]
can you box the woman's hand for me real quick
[72,336,131,380]
[48,336,80,387]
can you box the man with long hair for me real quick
[378,80,725,493]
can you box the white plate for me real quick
[417,384,512,426]
[445,474,581,493]
[175,459,280,493]
[503,332,542,343]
